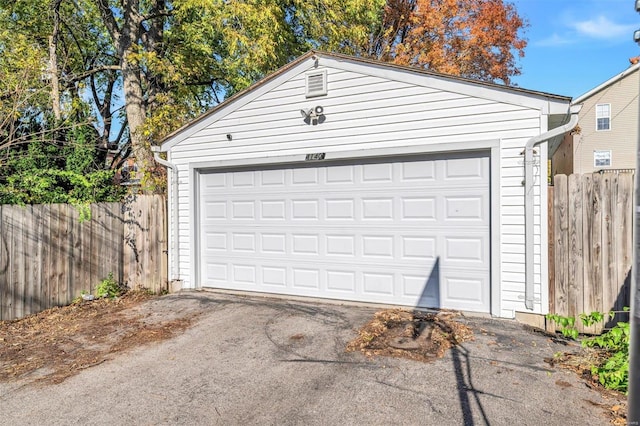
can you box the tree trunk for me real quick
[121,53,153,178]
[49,0,62,121]
[95,0,155,186]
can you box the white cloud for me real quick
[534,33,574,47]
[571,15,636,40]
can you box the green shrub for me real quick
[546,309,630,394]
[96,273,124,298]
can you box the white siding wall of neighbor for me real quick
[166,56,564,318]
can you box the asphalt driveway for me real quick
[0,292,622,425]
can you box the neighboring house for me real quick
[552,62,639,175]
[155,51,575,319]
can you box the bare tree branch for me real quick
[95,0,122,49]
[63,65,121,84]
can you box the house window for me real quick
[595,104,610,131]
[594,150,612,168]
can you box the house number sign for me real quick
[305,153,326,161]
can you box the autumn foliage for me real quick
[367,0,527,85]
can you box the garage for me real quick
[158,50,574,318]
[198,152,490,312]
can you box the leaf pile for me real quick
[346,309,474,362]
[0,292,197,385]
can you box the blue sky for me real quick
[510,0,640,98]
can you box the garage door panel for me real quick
[204,232,227,251]
[326,270,357,293]
[232,171,255,187]
[445,156,488,179]
[401,236,436,260]
[202,228,486,264]
[326,235,355,256]
[441,271,489,309]
[362,163,394,182]
[292,168,319,185]
[232,233,256,253]
[326,165,354,184]
[292,234,320,255]
[291,199,320,220]
[325,199,355,220]
[202,173,226,188]
[203,201,226,220]
[262,266,287,287]
[205,263,227,284]
[402,197,437,220]
[444,195,488,222]
[261,233,286,253]
[260,200,287,220]
[199,153,490,312]
[202,256,486,310]
[292,268,321,289]
[444,236,487,264]
[401,160,436,181]
[232,264,257,284]
[261,169,286,186]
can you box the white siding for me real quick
[167,58,564,317]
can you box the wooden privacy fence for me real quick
[0,195,167,321]
[550,173,633,334]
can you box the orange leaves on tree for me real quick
[367,0,527,85]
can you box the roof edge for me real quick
[572,62,640,105]
[159,51,318,150]
[315,50,571,102]
[159,50,572,150]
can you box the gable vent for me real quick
[306,69,327,98]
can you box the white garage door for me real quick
[198,153,491,312]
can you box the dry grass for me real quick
[346,309,474,362]
[545,348,628,425]
[0,292,197,385]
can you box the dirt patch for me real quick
[0,292,199,385]
[346,309,474,362]
[545,348,627,425]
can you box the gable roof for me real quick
[160,50,571,151]
[572,62,640,105]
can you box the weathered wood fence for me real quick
[0,195,167,321]
[550,173,633,333]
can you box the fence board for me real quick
[39,205,50,314]
[64,204,73,305]
[122,196,136,290]
[567,174,583,320]
[590,175,603,327]
[614,174,633,325]
[29,205,42,315]
[15,206,25,319]
[553,175,568,320]
[551,172,633,334]
[53,204,66,307]
[0,196,167,321]
[599,175,614,334]
[547,186,556,333]
[0,205,6,319]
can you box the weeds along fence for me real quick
[549,173,633,334]
[0,195,167,321]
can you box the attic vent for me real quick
[306,69,327,98]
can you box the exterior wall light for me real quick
[300,106,326,125]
